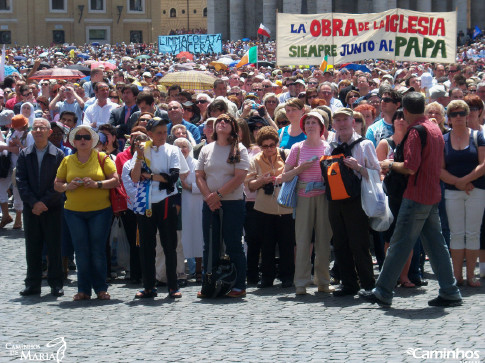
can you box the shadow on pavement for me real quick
[383,307,449,320]
[56,298,124,308]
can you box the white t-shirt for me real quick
[83,100,118,130]
[196,142,250,201]
[133,143,189,204]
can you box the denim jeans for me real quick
[202,200,247,290]
[374,199,461,304]
[64,207,113,295]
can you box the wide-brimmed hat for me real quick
[68,125,99,148]
[300,112,325,136]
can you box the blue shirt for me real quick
[167,120,201,143]
[365,118,394,147]
[278,125,306,149]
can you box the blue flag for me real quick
[473,25,482,39]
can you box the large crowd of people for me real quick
[0,34,484,306]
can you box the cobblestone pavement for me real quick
[1,227,484,363]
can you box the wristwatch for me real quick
[97,181,102,189]
[216,190,223,198]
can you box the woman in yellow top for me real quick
[55,125,119,301]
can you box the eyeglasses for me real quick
[74,134,92,141]
[468,89,477,93]
[195,100,208,104]
[110,96,118,99]
[261,143,276,149]
[277,120,290,126]
[253,89,262,92]
[33,126,48,131]
[228,93,241,96]
[320,91,332,95]
[22,92,32,97]
[382,97,395,103]
[265,100,277,104]
[469,106,481,111]
[308,82,319,85]
[449,111,467,117]
[168,107,180,111]
[448,69,458,73]
[263,85,272,88]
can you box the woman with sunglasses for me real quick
[196,114,250,298]
[195,94,212,123]
[345,90,361,109]
[262,93,279,120]
[246,126,294,288]
[54,125,119,301]
[274,109,290,130]
[441,100,485,287]
[464,94,485,134]
[109,91,120,105]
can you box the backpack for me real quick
[383,125,427,199]
[320,138,364,201]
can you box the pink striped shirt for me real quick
[286,141,328,197]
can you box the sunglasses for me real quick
[168,107,180,111]
[253,89,262,92]
[228,93,241,96]
[449,111,467,117]
[195,100,208,104]
[382,97,395,103]
[74,134,92,141]
[263,85,272,88]
[22,92,33,97]
[277,120,290,126]
[469,106,481,111]
[308,82,319,85]
[261,143,276,149]
[354,118,364,123]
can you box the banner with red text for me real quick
[276,9,456,66]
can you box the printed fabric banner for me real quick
[276,9,456,66]
[158,34,222,54]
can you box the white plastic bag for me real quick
[370,197,394,231]
[361,169,387,218]
[109,217,130,271]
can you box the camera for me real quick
[251,103,261,110]
[262,182,274,195]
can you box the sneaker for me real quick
[295,286,307,295]
[226,289,246,298]
[358,290,391,307]
[428,296,462,307]
[317,284,335,293]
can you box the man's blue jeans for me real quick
[374,199,461,304]
[64,207,112,295]
[202,200,247,290]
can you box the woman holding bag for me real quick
[54,125,119,301]
[280,111,333,295]
[196,113,250,298]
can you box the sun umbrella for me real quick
[91,42,100,46]
[90,61,117,70]
[340,63,371,73]
[159,71,217,91]
[38,62,52,70]
[242,38,250,41]
[28,68,86,80]
[55,52,64,56]
[209,61,228,71]
[4,65,19,77]
[176,51,194,60]
[39,52,49,58]
[121,56,132,62]
[78,53,90,60]
[136,55,150,60]
[66,64,91,75]
[14,56,27,61]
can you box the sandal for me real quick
[96,291,111,300]
[0,216,13,228]
[169,289,182,298]
[73,292,91,301]
[467,278,481,287]
[135,289,157,299]
[400,281,416,288]
[13,222,22,230]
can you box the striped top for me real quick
[286,140,328,197]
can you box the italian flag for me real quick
[319,55,334,72]
[236,46,258,68]
[257,23,271,38]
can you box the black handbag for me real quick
[200,208,237,298]
[0,153,11,178]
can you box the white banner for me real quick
[276,9,457,66]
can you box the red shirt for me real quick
[115,148,133,176]
[403,116,444,205]
[5,96,19,110]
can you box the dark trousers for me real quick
[121,209,141,280]
[260,213,295,283]
[244,202,262,282]
[328,197,375,291]
[23,207,63,289]
[137,197,178,291]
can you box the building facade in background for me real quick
[208,0,484,41]
[0,0,207,46]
